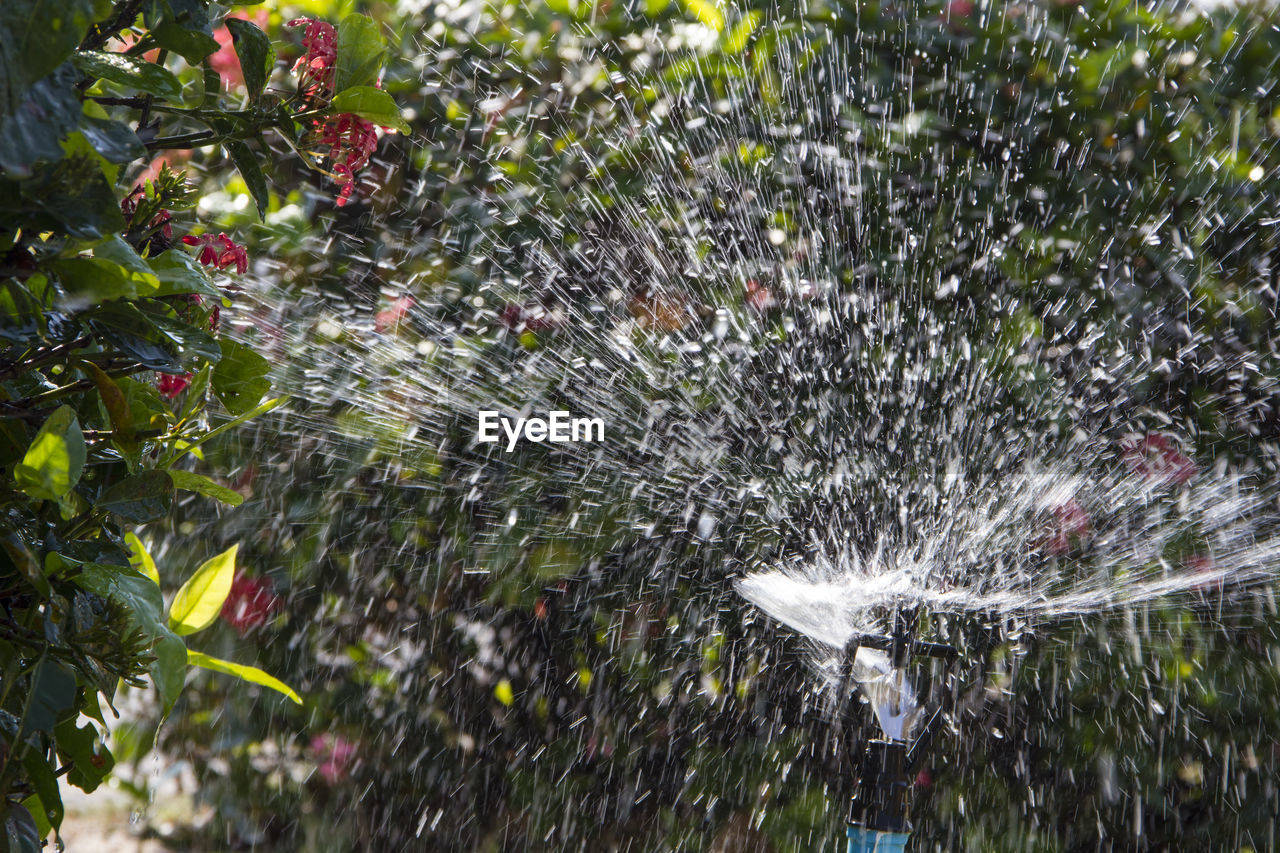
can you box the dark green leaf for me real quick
[78,116,146,163]
[224,18,274,100]
[330,86,408,133]
[146,0,220,65]
[335,15,387,93]
[18,752,61,831]
[0,65,82,176]
[224,139,270,220]
[1,804,42,853]
[76,562,165,638]
[95,470,174,522]
[19,658,76,739]
[212,338,271,415]
[86,302,182,370]
[151,632,187,716]
[71,50,184,99]
[10,150,125,239]
[0,0,109,116]
[55,718,115,793]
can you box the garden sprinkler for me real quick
[841,606,957,853]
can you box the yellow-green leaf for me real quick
[168,470,244,507]
[125,532,159,585]
[14,406,86,501]
[187,650,302,704]
[168,544,237,636]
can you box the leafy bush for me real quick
[0,2,403,848]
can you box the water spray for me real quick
[841,606,958,853]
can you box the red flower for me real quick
[745,279,775,312]
[1043,498,1090,555]
[309,734,358,784]
[1121,434,1196,486]
[182,233,249,274]
[220,573,282,636]
[500,303,559,333]
[157,372,192,399]
[317,113,380,207]
[375,295,414,333]
[288,18,337,102]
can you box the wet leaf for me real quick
[168,544,237,635]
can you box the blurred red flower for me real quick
[1043,498,1090,555]
[157,372,192,399]
[375,295,415,333]
[220,573,282,635]
[1121,433,1196,486]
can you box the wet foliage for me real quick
[47,0,1280,850]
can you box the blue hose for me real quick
[847,826,910,853]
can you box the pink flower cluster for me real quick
[318,113,380,207]
[182,233,249,274]
[288,18,337,102]
[309,734,358,784]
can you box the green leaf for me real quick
[19,752,62,832]
[8,149,125,239]
[160,396,284,467]
[19,658,77,739]
[148,249,221,298]
[51,257,146,302]
[721,10,760,53]
[187,650,302,704]
[0,65,82,177]
[335,15,387,93]
[125,532,160,584]
[55,718,115,793]
[78,116,146,163]
[330,86,409,133]
[1,804,42,853]
[224,18,274,99]
[116,376,173,434]
[13,406,85,501]
[72,50,184,99]
[151,632,187,715]
[88,235,161,294]
[168,470,245,507]
[224,139,269,220]
[168,544,236,636]
[212,338,271,415]
[86,302,182,370]
[146,0,219,65]
[0,0,109,116]
[95,470,174,522]
[76,562,165,638]
[84,360,135,446]
[679,0,724,31]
